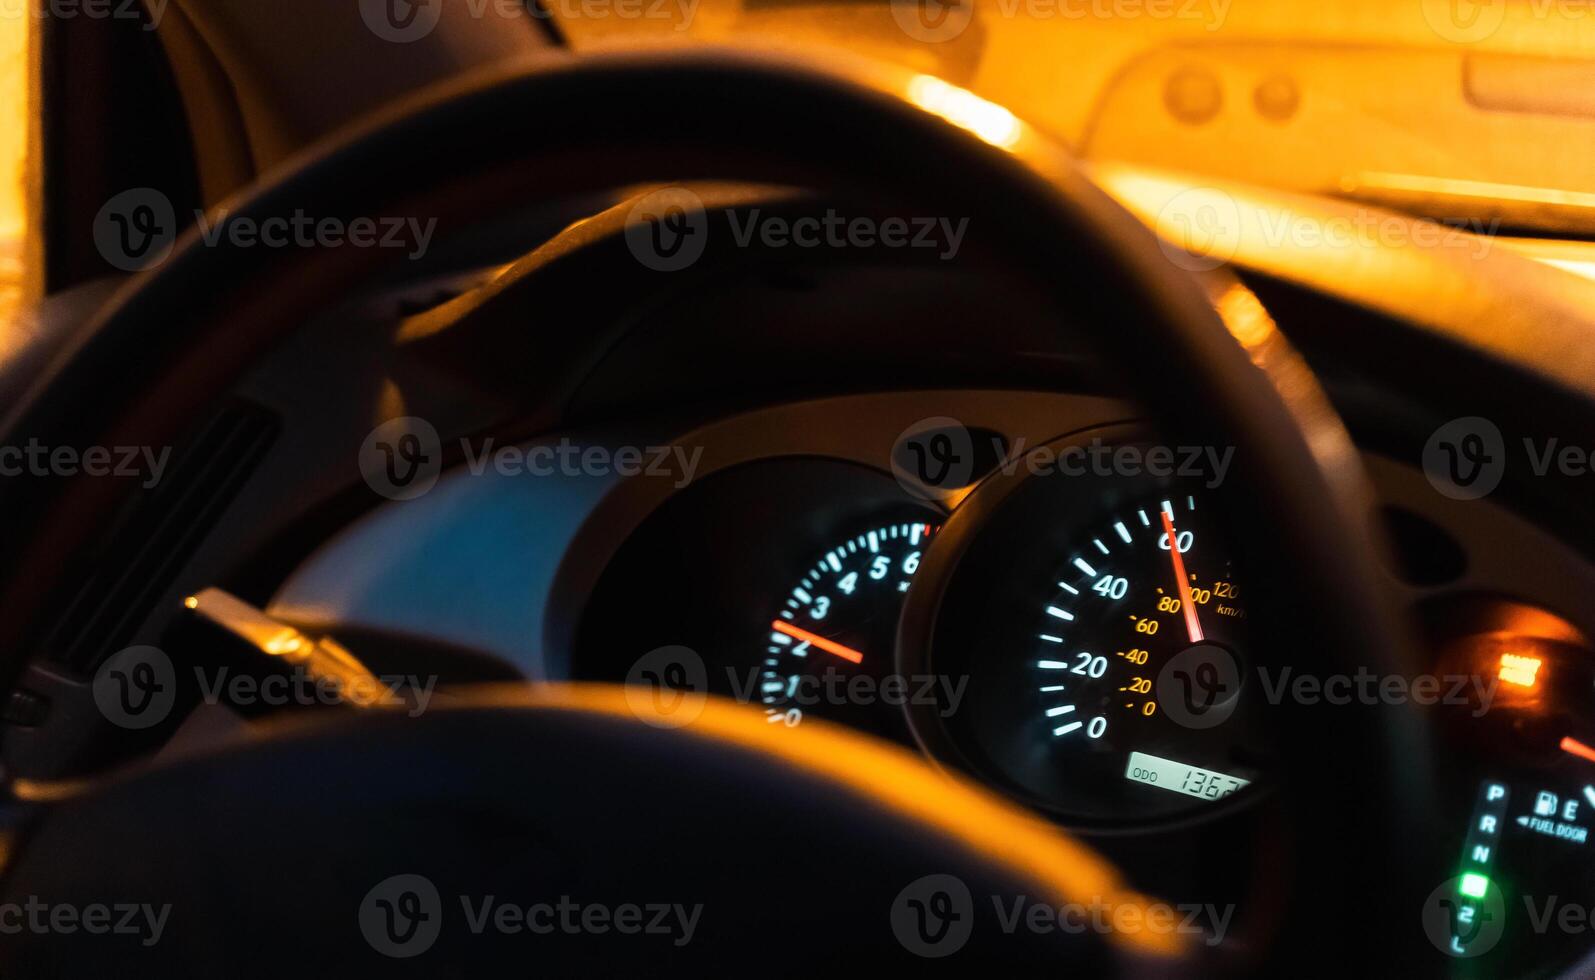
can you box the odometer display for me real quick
[1124,750,1251,801]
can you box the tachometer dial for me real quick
[575,459,944,748]
[762,521,936,740]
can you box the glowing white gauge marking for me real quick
[1585,785,1595,809]
[1093,538,1110,555]
[1040,634,1064,644]
[765,713,786,724]
[1114,521,1132,543]
[1045,606,1074,621]
[762,521,939,723]
[1058,582,1079,595]
[1038,660,1068,670]
[1040,685,1066,692]
[1073,558,1097,576]
[1138,509,1150,526]
[1161,499,1174,517]
[1053,721,1083,736]
[1045,705,1076,718]
[1187,495,1197,511]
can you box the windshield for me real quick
[553,1,1595,235]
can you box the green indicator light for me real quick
[1460,872,1490,899]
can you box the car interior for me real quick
[1,1,1595,975]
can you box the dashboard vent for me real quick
[40,401,279,675]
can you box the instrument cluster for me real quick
[576,421,1272,826]
[565,397,1595,974]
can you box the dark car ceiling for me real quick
[42,1,557,291]
[151,0,559,191]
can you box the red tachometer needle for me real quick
[1159,509,1205,643]
[771,620,865,665]
[1561,736,1595,764]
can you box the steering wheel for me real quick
[0,49,1442,974]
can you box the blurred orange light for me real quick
[1215,280,1278,350]
[905,74,1022,150]
[0,5,30,322]
[1498,652,1543,689]
[1561,736,1595,764]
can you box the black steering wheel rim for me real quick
[0,47,1441,970]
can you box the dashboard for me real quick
[270,385,1595,973]
[14,30,1595,978]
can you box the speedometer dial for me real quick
[900,428,1271,825]
[1028,493,1256,816]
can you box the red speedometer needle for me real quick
[1159,509,1205,643]
[1561,736,1595,764]
[771,620,865,665]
